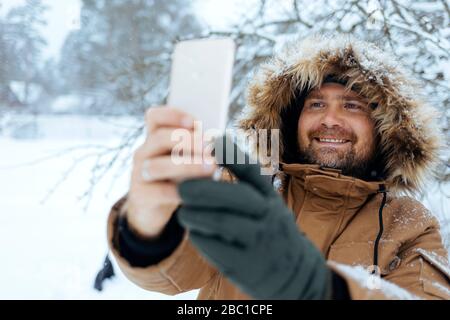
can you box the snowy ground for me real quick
[0,115,198,299]
[0,115,448,299]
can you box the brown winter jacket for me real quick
[107,34,450,299]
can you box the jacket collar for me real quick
[279,162,385,254]
[280,162,383,201]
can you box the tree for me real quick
[46,0,450,211]
[59,0,203,115]
[204,0,450,184]
[0,16,20,106]
[5,0,47,106]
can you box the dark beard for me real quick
[297,144,376,180]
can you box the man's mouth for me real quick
[313,137,351,145]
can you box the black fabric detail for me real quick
[373,184,387,271]
[280,89,307,164]
[116,209,185,267]
[93,254,115,291]
[322,74,348,86]
[331,270,351,300]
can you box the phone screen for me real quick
[168,38,235,133]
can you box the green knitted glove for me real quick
[176,139,331,300]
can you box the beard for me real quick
[298,127,377,180]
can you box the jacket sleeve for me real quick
[107,168,237,296]
[107,195,218,295]
[328,217,450,300]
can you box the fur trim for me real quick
[237,33,442,195]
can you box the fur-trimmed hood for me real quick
[238,33,441,194]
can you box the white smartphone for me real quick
[168,38,235,133]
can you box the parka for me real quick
[108,34,450,299]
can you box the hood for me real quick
[238,33,442,195]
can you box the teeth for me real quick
[319,138,347,143]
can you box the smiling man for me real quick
[106,34,450,299]
[298,81,377,179]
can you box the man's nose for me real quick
[320,105,345,128]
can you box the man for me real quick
[107,34,450,299]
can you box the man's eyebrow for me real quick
[306,92,368,103]
[341,94,368,103]
[305,91,323,100]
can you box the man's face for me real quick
[297,82,376,177]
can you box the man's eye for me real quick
[344,103,361,110]
[310,102,324,109]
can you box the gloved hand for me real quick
[176,138,331,300]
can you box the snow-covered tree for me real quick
[39,0,450,207]
[59,0,203,115]
[4,0,47,106]
[0,17,19,106]
[207,0,450,183]
[0,0,48,108]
